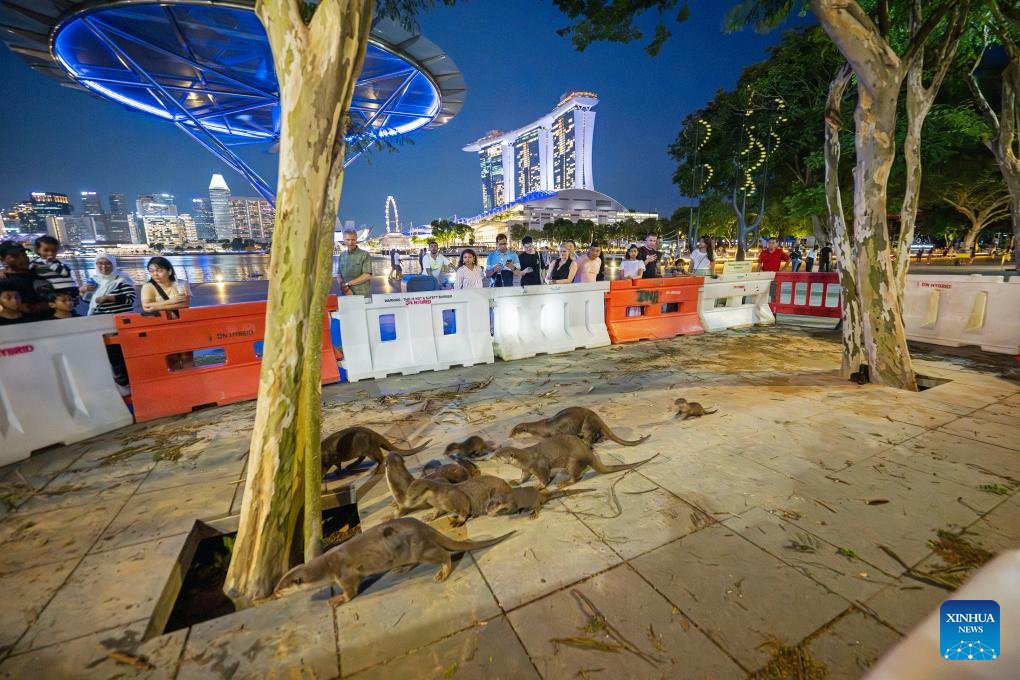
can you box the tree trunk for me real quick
[896,67,928,292]
[1006,174,1020,273]
[810,214,827,244]
[225,0,374,607]
[824,64,864,378]
[852,85,918,390]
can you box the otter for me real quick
[321,426,430,475]
[274,518,514,605]
[421,456,480,483]
[493,435,658,487]
[404,475,515,526]
[510,407,649,446]
[674,398,717,420]
[486,486,594,519]
[444,435,492,458]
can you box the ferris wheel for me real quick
[385,196,399,233]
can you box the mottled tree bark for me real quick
[731,187,765,261]
[225,0,374,607]
[811,0,920,390]
[896,1,969,293]
[823,64,864,378]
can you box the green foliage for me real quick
[552,1,693,56]
[430,219,472,247]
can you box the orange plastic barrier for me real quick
[605,276,705,344]
[113,297,340,422]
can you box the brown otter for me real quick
[321,426,430,475]
[274,517,514,605]
[510,407,650,446]
[421,456,480,483]
[493,435,658,487]
[444,435,492,458]
[486,486,594,519]
[404,475,515,526]
[674,398,717,420]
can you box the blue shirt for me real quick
[485,249,520,287]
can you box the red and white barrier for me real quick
[770,272,842,329]
[903,275,1020,354]
[0,316,132,465]
[333,289,493,382]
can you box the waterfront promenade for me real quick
[0,327,1016,678]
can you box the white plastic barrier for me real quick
[489,281,610,361]
[332,288,494,382]
[698,272,775,332]
[903,274,1020,354]
[0,315,133,465]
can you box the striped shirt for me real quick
[30,257,78,298]
[88,279,136,315]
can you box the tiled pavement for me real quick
[1,327,1017,678]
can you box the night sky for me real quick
[0,1,806,233]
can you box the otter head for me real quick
[274,561,328,597]
[485,495,516,517]
[510,423,535,438]
[443,441,461,454]
[384,452,408,473]
[674,398,688,406]
[491,447,522,465]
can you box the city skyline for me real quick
[0,1,805,229]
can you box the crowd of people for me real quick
[0,237,191,327]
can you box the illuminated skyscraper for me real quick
[191,198,217,240]
[46,215,95,246]
[464,92,597,209]
[107,193,133,243]
[28,192,72,232]
[209,174,234,240]
[229,197,275,242]
[81,191,108,240]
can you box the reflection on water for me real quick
[63,253,422,285]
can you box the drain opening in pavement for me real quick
[163,502,362,634]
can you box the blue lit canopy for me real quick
[0,1,465,203]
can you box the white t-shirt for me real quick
[690,250,713,272]
[421,253,449,281]
[454,265,484,289]
[620,260,643,279]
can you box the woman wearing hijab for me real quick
[80,253,137,389]
[81,253,137,315]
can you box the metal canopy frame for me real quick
[0,1,467,205]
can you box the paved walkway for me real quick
[1,328,1017,679]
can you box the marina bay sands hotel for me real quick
[462,92,656,239]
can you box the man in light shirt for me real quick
[484,233,520,287]
[420,240,450,287]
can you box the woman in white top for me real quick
[619,245,644,280]
[573,243,603,283]
[689,237,715,276]
[454,249,484,289]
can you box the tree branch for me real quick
[901,1,958,70]
[810,0,901,93]
[967,31,999,130]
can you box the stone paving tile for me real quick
[630,525,849,670]
[633,449,801,518]
[508,563,745,679]
[136,441,248,494]
[0,498,124,573]
[0,442,88,491]
[920,383,1007,412]
[467,507,622,612]
[557,469,711,560]
[0,620,187,680]
[972,398,1020,426]
[178,588,337,680]
[894,430,1020,480]
[779,459,997,577]
[15,533,189,652]
[96,476,237,552]
[336,553,501,677]
[16,465,148,515]
[722,507,893,603]
[863,581,949,636]
[877,444,1020,496]
[347,615,539,680]
[0,558,76,656]
[976,493,1020,544]
[938,414,1020,453]
[805,608,902,679]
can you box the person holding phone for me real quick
[518,236,543,287]
[484,233,520,287]
[637,234,662,279]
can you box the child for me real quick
[31,235,79,302]
[48,290,80,319]
[0,280,27,325]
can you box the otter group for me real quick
[277,405,671,603]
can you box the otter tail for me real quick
[593,413,650,446]
[381,436,432,455]
[434,528,516,552]
[591,453,660,474]
[703,409,718,416]
[450,455,481,476]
